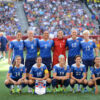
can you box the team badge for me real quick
[63,40,65,42]
[21,69,23,72]
[41,68,43,71]
[90,43,92,45]
[31,45,34,49]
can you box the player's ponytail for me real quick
[13,55,21,69]
[13,60,16,69]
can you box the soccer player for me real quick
[81,30,98,72]
[38,31,54,74]
[8,31,24,64]
[66,28,83,67]
[0,32,8,60]
[28,56,51,94]
[66,28,83,91]
[70,55,88,93]
[5,56,28,94]
[53,30,67,67]
[88,56,100,94]
[24,29,39,92]
[52,55,70,93]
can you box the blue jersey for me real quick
[30,63,47,78]
[91,67,100,78]
[81,40,97,60]
[0,36,8,47]
[24,38,39,59]
[53,64,70,76]
[66,37,83,57]
[71,64,86,79]
[38,39,54,58]
[9,40,24,60]
[8,64,26,79]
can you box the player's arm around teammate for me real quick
[52,55,70,93]
[5,56,28,94]
[88,56,100,94]
[28,56,51,93]
[70,55,88,93]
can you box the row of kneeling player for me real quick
[5,55,100,94]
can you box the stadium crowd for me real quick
[24,0,99,36]
[0,2,21,35]
[88,2,100,22]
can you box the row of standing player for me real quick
[5,55,100,94]
[7,28,98,92]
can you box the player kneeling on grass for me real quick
[5,56,28,94]
[52,55,70,93]
[88,56,100,94]
[70,55,88,93]
[28,56,51,94]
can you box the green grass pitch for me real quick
[0,51,100,100]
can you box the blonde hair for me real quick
[83,30,90,35]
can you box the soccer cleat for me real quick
[70,87,73,92]
[72,88,76,93]
[92,87,96,94]
[63,88,67,93]
[28,87,32,93]
[81,87,85,93]
[47,87,51,93]
[10,88,15,94]
[84,88,88,93]
[32,89,35,94]
[16,88,22,94]
[52,88,56,93]
[77,85,81,92]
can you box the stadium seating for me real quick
[0,2,21,35]
[24,0,99,36]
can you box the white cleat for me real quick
[28,87,32,93]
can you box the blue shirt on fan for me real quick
[53,64,70,76]
[8,64,26,79]
[66,37,83,57]
[9,40,24,60]
[71,64,86,79]
[30,63,47,78]
[80,40,97,60]
[38,39,54,58]
[24,38,39,59]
